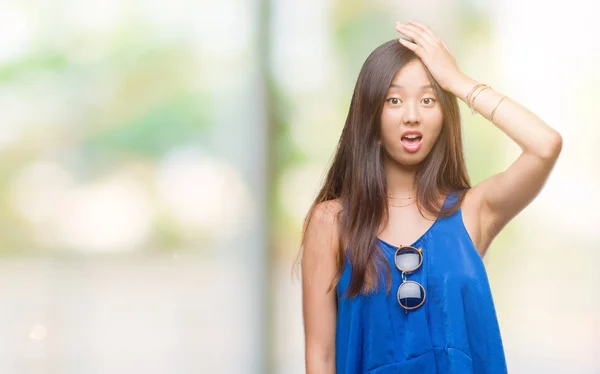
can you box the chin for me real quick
[388,152,428,167]
[399,157,426,167]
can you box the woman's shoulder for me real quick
[308,199,346,253]
[313,198,344,223]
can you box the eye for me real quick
[387,98,401,105]
[423,97,436,105]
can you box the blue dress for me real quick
[335,191,508,373]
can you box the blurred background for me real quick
[0,0,598,373]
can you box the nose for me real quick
[402,102,421,126]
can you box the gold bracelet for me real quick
[465,83,486,109]
[469,86,491,114]
[489,96,507,122]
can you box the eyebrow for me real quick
[389,83,434,90]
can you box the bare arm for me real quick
[302,201,341,374]
[450,75,563,255]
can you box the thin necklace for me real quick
[387,194,415,199]
[388,200,415,208]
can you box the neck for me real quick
[383,156,419,197]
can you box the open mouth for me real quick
[401,135,423,152]
[401,135,422,145]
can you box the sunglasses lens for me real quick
[398,281,425,309]
[394,247,421,272]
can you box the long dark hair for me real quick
[292,39,471,298]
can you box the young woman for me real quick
[295,20,562,373]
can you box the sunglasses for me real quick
[394,245,426,313]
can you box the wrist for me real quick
[446,74,479,102]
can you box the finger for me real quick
[395,22,428,45]
[398,38,420,53]
[407,20,451,52]
[400,23,438,45]
[395,22,433,48]
[407,20,440,43]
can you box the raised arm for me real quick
[450,75,563,255]
[302,200,341,374]
[394,19,562,256]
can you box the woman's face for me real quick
[380,59,444,167]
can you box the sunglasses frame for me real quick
[394,245,426,311]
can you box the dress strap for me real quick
[441,190,461,211]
